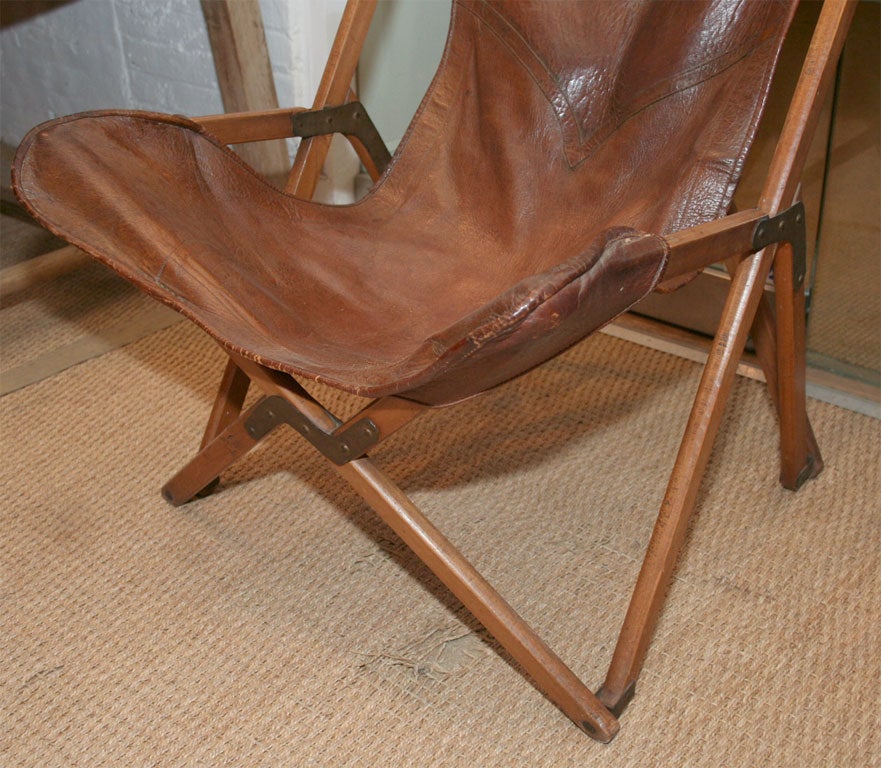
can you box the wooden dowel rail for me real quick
[193,108,307,145]
[0,244,89,301]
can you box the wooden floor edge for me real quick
[0,244,90,301]
[603,313,881,420]
[0,305,182,396]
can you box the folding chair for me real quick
[12,0,855,742]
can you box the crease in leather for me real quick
[404,230,670,404]
[424,230,665,361]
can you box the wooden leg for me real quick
[163,395,273,505]
[200,356,251,448]
[748,0,854,488]
[227,357,620,741]
[161,357,250,502]
[173,356,251,499]
[599,247,774,711]
[771,242,823,489]
[726,256,823,491]
[337,457,621,742]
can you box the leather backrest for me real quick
[378,0,797,259]
[473,1,794,169]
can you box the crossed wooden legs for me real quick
[598,239,822,712]
[160,228,820,740]
[163,353,622,741]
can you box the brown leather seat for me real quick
[14,0,792,405]
[12,0,851,742]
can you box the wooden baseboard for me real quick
[0,244,91,301]
[603,313,881,419]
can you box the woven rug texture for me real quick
[2,321,879,767]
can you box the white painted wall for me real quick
[359,0,450,151]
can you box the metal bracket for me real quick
[245,395,380,465]
[290,101,393,175]
[752,201,807,287]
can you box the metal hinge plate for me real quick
[245,395,379,465]
[290,101,393,175]
[752,201,807,286]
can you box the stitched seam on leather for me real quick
[580,37,772,172]
[461,1,776,169]
[589,3,776,154]
[459,0,583,166]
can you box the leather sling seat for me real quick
[13,0,793,406]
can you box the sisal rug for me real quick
[2,321,879,767]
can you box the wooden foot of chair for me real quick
[749,290,823,485]
[596,680,636,717]
[162,394,277,505]
[771,241,823,490]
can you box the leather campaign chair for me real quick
[13,0,855,741]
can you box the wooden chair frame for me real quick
[161,0,856,742]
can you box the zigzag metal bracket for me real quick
[752,201,807,287]
[245,395,379,465]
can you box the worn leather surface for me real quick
[13,0,795,405]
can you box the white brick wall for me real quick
[0,0,332,147]
[114,0,223,114]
